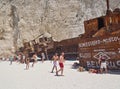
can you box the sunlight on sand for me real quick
[0,60,120,89]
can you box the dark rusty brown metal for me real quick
[106,0,109,11]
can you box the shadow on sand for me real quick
[108,70,120,75]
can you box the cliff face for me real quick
[0,0,120,56]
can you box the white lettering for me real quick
[87,61,91,67]
[117,60,120,66]
[79,36,119,47]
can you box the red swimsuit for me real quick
[59,62,64,68]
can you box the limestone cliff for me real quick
[0,0,120,56]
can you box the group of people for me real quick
[24,52,46,70]
[50,52,108,75]
[51,52,65,76]
[0,51,46,70]
[0,51,108,75]
[0,51,66,76]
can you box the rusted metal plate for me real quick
[78,34,120,70]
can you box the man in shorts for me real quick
[51,53,59,73]
[99,55,108,73]
[56,52,65,76]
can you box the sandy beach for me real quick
[0,60,120,89]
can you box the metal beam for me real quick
[106,0,109,11]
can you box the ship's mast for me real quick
[106,0,112,15]
[106,0,109,11]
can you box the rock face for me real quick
[0,0,120,56]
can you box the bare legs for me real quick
[32,60,37,67]
[56,68,64,76]
[42,58,44,63]
[51,66,57,73]
[10,60,12,65]
[100,68,108,73]
[26,63,29,70]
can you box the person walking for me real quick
[56,52,65,76]
[25,57,30,70]
[51,53,59,73]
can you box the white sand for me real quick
[0,60,120,89]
